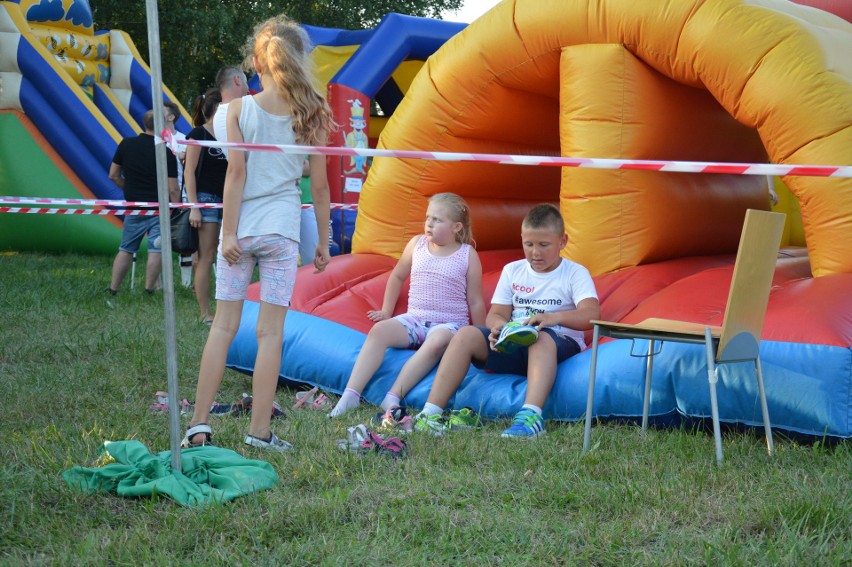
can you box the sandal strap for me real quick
[186,423,212,437]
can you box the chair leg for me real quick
[583,325,601,453]
[641,340,655,435]
[755,357,775,457]
[705,328,723,466]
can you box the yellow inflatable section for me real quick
[354,0,851,277]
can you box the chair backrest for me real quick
[717,209,786,362]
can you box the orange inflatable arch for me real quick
[354,0,852,277]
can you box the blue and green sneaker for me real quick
[448,407,483,430]
[413,412,448,436]
[494,321,539,353]
[501,408,545,439]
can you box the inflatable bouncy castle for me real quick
[0,0,191,253]
[228,0,852,438]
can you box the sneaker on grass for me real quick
[494,321,538,353]
[448,407,483,430]
[501,408,545,439]
[413,413,448,436]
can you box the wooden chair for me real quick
[582,209,786,465]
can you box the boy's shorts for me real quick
[197,192,223,223]
[119,215,161,254]
[215,234,298,306]
[472,326,581,375]
[394,314,465,348]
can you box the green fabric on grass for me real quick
[62,440,278,507]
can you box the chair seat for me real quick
[593,318,722,338]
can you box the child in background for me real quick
[184,88,226,325]
[184,14,333,452]
[414,203,600,438]
[327,193,486,419]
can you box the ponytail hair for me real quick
[243,15,334,145]
[190,88,222,127]
[430,192,474,245]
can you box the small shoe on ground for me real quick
[501,408,546,439]
[337,424,370,454]
[360,430,407,459]
[231,393,286,419]
[370,406,413,434]
[448,407,483,430]
[244,432,293,452]
[105,287,117,296]
[413,413,449,436]
[494,321,539,353]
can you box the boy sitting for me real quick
[414,203,600,438]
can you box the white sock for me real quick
[522,403,543,416]
[380,392,401,412]
[418,402,443,418]
[328,388,361,417]
[179,257,193,288]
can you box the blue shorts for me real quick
[119,215,161,254]
[198,192,223,223]
[473,326,581,376]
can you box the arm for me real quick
[527,297,601,331]
[108,163,124,190]
[368,235,418,322]
[308,147,330,272]
[485,303,514,351]
[168,177,180,203]
[465,248,486,326]
[184,144,202,227]
[220,99,246,264]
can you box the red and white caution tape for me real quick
[164,130,852,179]
[0,196,358,213]
[0,207,158,216]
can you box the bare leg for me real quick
[188,300,243,443]
[389,329,452,399]
[523,332,558,408]
[328,319,409,417]
[345,319,409,393]
[145,252,162,291]
[110,250,133,291]
[425,326,490,409]
[195,222,219,320]
[247,301,289,439]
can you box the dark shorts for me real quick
[473,325,582,376]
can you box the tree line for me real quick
[91,0,463,109]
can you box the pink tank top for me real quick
[408,236,471,324]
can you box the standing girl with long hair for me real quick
[185,15,333,451]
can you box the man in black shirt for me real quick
[107,110,179,294]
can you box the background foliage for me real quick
[91,0,464,110]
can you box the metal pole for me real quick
[145,0,182,472]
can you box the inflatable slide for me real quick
[228,0,852,438]
[0,0,190,254]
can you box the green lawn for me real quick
[1,252,849,565]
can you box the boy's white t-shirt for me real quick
[491,258,598,349]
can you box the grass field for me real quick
[1,252,849,565]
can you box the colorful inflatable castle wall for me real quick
[0,0,190,254]
[312,15,465,204]
[228,0,852,439]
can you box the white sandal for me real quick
[337,424,370,453]
[182,423,213,448]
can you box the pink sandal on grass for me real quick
[294,388,332,410]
